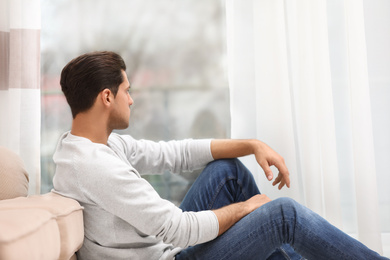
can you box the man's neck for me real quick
[71,113,112,145]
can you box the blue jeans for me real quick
[176,159,388,260]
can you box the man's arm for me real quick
[212,194,271,235]
[210,140,288,235]
[210,139,290,190]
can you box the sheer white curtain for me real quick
[0,0,41,194]
[226,0,390,255]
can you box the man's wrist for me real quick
[212,202,249,236]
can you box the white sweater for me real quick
[52,132,219,260]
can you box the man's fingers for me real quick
[278,181,285,190]
[273,161,291,188]
[272,175,281,186]
[260,160,273,181]
[272,172,291,189]
[258,153,291,189]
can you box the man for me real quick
[53,51,387,260]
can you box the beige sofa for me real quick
[0,146,84,260]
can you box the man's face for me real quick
[108,70,133,130]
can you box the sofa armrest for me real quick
[0,208,61,260]
[0,192,84,260]
[0,146,29,200]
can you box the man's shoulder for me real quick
[108,132,135,143]
[107,132,137,153]
[55,132,119,165]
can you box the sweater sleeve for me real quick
[76,147,219,248]
[109,133,214,175]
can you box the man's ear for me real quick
[101,89,112,107]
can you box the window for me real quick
[40,0,229,205]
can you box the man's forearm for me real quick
[212,202,247,236]
[210,139,291,189]
[210,139,259,160]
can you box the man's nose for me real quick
[128,95,134,106]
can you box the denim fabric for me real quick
[176,159,388,260]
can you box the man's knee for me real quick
[203,158,241,177]
[206,158,241,169]
[202,159,260,199]
[266,197,300,216]
[274,197,296,205]
[206,158,256,183]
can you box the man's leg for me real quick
[180,158,260,210]
[179,159,302,260]
[178,196,387,260]
[177,159,387,260]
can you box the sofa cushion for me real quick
[0,208,60,260]
[33,192,84,260]
[0,192,84,260]
[0,146,29,200]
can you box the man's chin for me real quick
[111,121,130,131]
[117,123,129,130]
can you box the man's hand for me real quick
[243,194,272,212]
[252,141,290,190]
[213,194,271,236]
[211,139,290,190]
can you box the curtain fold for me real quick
[0,0,41,194]
[226,0,387,254]
[343,0,382,250]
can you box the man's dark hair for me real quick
[60,51,127,118]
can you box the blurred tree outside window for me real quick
[40,0,230,205]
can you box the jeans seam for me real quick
[207,175,239,210]
[294,220,351,260]
[279,247,292,260]
[236,177,250,200]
